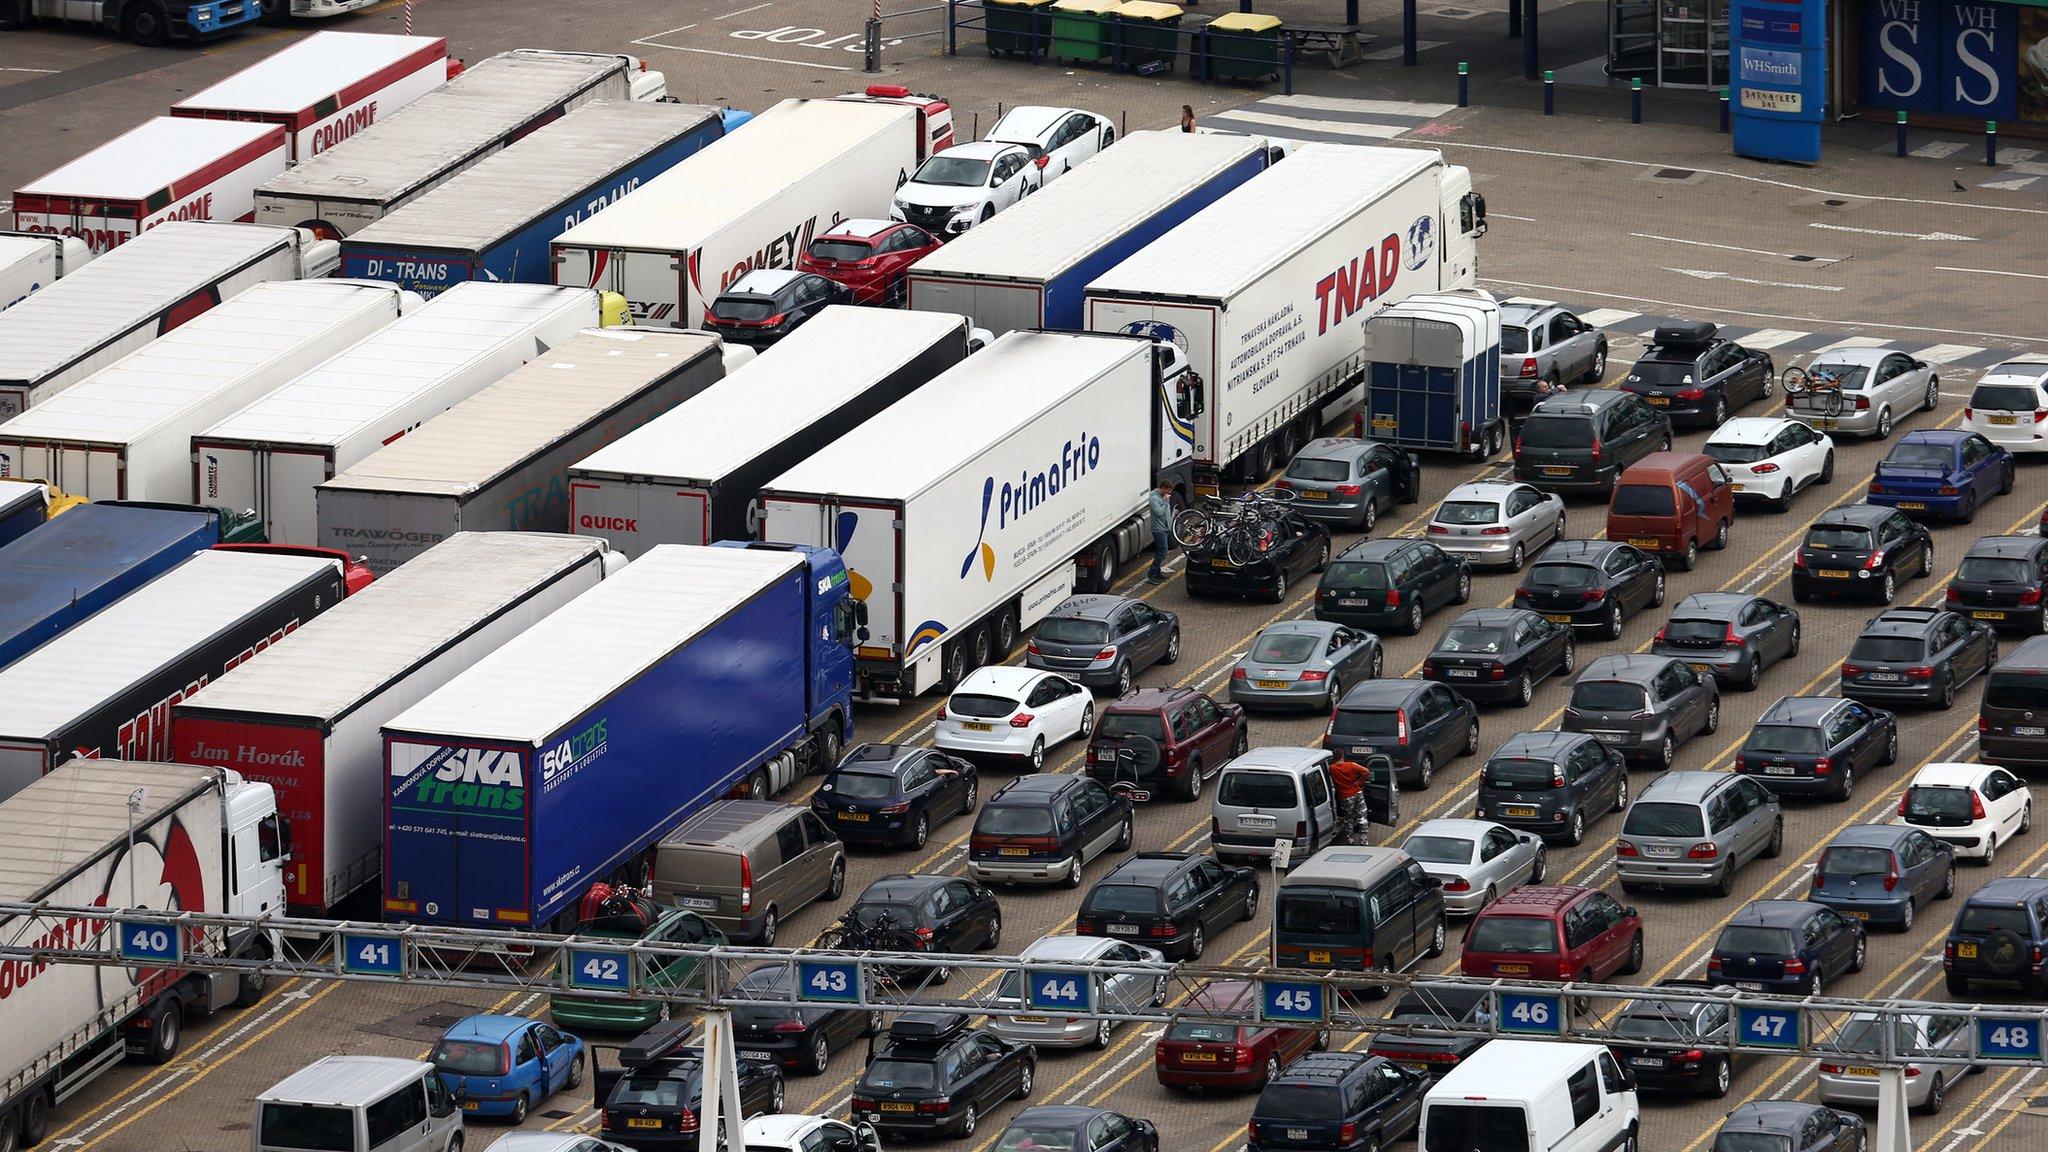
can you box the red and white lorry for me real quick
[12,117,289,256]
[171,30,450,163]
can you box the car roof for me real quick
[1258,620,1345,641]
[1446,607,1529,628]
[862,873,949,900]
[1965,535,2046,559]
[1670,592,1752,619]
[1103,852,1198,883]
[1009,1106,1119,1128]
[1862,608,1945,638]
[1045,594,1131,622]
[1909,761,1992,787]
[1443,480,1524,502]
[1487,884,1596,913]
[956,665,1052,696]
[1391,985,1489,1016]
[1897,428,1969,447]
[1828,824,1913,849]
[1640,770,1736,802]
[1337,678,1429,707]
[726,268,807,295]
[261,1056,434,1106]
[1530,388,1631,415]
[1536,539,1623,563]
[1271,1052,1372,1084]
[443,1014,533,1042]
[1187,979,1257,1011]
[1411,818,1501,840]
[1021,935,1117,961]
[1494,730,1593,757]
[1983,357,2048,383]
[1222,745,1330,771]
[1578,653,1675,682]
[1497,302,1557,325]
[1296,436,1372,460]
[990,774,1080,802]
[934,139,1022,161]
[818,218,899,241]
[1725,1101,1830,1131]
[1808,347,1890,367]
[838,744,924,772]
[1815,504,1893,527]
[744,1115,836,1145]
[1104,687,1198,712]
[1337,538,1411,562]
[989,105,1074,137]
[1969,876,2048,903]
[1759,695,1846,725]
[1708,417,1797,445]
[1726,899,1821,928]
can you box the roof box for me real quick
[1652,321,1716,348]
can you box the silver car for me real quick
[1500,301,1610,399]
[1278,437,1418,532]
[1786,348,1941,440]
[1212,748,1342,864]
[1428,481,1567,571]
[1228,620,1383,711]
[1616,772,1783,897]
[1562,654,1720,769]
[988,935,1165,1049]
[1399,818,1546,914]
[1816,1012,1971,1112]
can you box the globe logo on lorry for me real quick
[1406,214,1436,272]
[1119,320,1188,353]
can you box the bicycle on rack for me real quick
[815,909,948,988]
[1171,489,1296,567]
[1781,365,1847,418]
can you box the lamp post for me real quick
[126,787,147,910]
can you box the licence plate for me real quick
[881,1102,916,1113]
[1542,466,1573,476]
[1818,569,1852,579]
[681,896,717,910]
[1298,490,1329,500]
[1449,669,1479,678]
[462,1102,480,1111]
[1241,814,1276,829]
[1765,765,1796,776]
[1897,502,1927,511]
[963,721,994,732]
[1370,416,1397,430]
[1108,924,1139,935]
[1308,950,1332,964]
[1210,558,1237,568]
[1630,1056,1662,1068]
[1845,1066,1880,1078]
[2016,726,2046,737]
[1736,981,1764,991]
[1689,663,1714,674]
[1504,805,1539,818]
[1595,732,1626,743]
[1288,1131,1310,1142]
[1973,611,2006,621]
[1257,679,1291,689]
[1730,482,1745,492]
[1544,613,1572,623]
[1184,1052,1218,1063]
[1496,963,1531,974]
[629,1118,666,1129]
[1845,911,1869,921]
[1865,672,1904,683]
[1648,845,1681,857]
[839,811,871,822]
[1958,942,1979,959]
[1990,414,2018,425]
[1647,395,1671,405]
[1340,598,1367,607]
[1000,847,1028,856]
[1629,537,1661,548]
[1015,1015,1048,1024]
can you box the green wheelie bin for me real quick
[984,0,1055,57]
[1049,0,1118,63]
[1116,1,1184,72]
[1205,11,1282,82]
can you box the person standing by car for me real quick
[1148,483,1174,583]
[1331,755,1368,844]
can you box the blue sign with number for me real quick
[1260,980,1328,1025]
[116,921,181,965]
[1737,1006,1801,1050]
[567,947,633,992]
[342,935,402,976]
[1497,991,1565,1036]
[797,960,862,1004]
[1026,968,1095,1013]
[1977,1017,2044,1061]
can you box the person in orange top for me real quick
[1329,756,1367,845]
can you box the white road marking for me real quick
[1936,265,2048,281]
[1665,267,1845,292]
[1981,177,2042,191]
[1578,308,1644,328]
[1733,329,1806,350]
[1935,1068,2042,1152]
[1807,336,1893,354]
[1912,344,1988,364]
[1809,222,1977,241]
[1911,140,1970,159]
[1205,110,1407,141]
[0,66,60,73]
[1261,94,1456,118]
[717,3,774,17]
[632,23,700,44]
[630,43,850,69]
[1631,233,1830,262]
[1488,212,1537,221]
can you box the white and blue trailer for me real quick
[339,101,725,297]
[1360,292,1503,458]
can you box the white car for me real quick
[488,1136,636,1152]
[741,1115,884,1152]
[935,666,1093,770]
[1897,761,2032,866]
[891,141,1038,235]
[984,106,1113,181]
[1965,357,2048,454]
[1704,416,1835,511]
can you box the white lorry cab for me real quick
[1419,1039,1640,1152]
[254,1056,461,1152]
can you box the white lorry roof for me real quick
[261,49,632,205]
[198,282,595,450]
[0,549,337,740]
[387,544,802,744]
[346,101,722,255]
[179,532,611,726]
[1086,143,1441,303]
[572,308,963,484]
[553,98,910,249]
[0,222,302,388]
[766,329,1140,503]
[0,280,409,448]
[0,760,218,901]
[173,31,445,118]
[317,327,722,498]
[908,131,1261,285]
[15,116,281,202]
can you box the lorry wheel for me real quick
[991,607,1020,657]
[122,2,170,46]
[257,0,288,23]
[940,642,968,693]
[814,724,844,773]
[968,626,991,671]
[0,0,28,29]
[233,968,268,1008]
[143,999,183,1063]
[19,1091,48,1145]
[0,1110,18,1152]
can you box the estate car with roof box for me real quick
[1618,322,1774,427]
[852,1012,1035,1138]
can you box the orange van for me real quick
[1606,451,1734,571]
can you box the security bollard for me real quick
[1543,69,1554,115]
[1458,61,1469,107]
[1630,76,1642,123]
[1987,120,1999,166]
[1897,110,1908,157]
[1719,88,1729,132]
[1283,40,1294,95]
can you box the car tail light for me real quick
[1077,917,1097,933]
[1296,820,1309,839]
[1965,408,1975,421]
[1552,765,1567,789]
[1335,484,1362,496]
[1247,1122,1260,1140]
[1736,754,1748,771]
[880,802,909,814]
[1752,462,1780,474]
[1815,756,1832,776]
[740,854,753,913]
[1590,439,1604,464]
[1491,663,1507,680]
[852,1099,876,1113]
[679,1110,700,1133]
[1422,660,1438,677]
[1232,668,1248,679]
[1339,1124,1358,1143]
[1275,479,1295,490]
[1443,878,1471,892]
[1794,552,1807,569]
[1386,588,1403,607]
[1939,485,1960,496]
[1855,395,1872,411]
[2024,588,2045,605]
[1972,792,1987,820]
[1482,526,1510,536]
[1820,1063,1843,1075]
[913,925,936,944]
[1869,481,1885,495]
[1948,586,1963,601]
[1229,1045,1253,1066]
[1884,863,1900,891]
[1027,642,1041,656]
[1725,623,1744,646]
[1149,924,1177,938]
[1300,670,1329,682]
[1655,626,1667,642]
[1708,956,1723,976]
[1679,1049,1705,1064]
[1843,665,1864,677]
[1428,524,1450,534]
[1905,1067,1923,1078]
[1515,586,1533,599]
[1907,666,1935,680]
[1583,586,1608,601]
[1687,843,1720,859]
[1010,713,1035,727]
[1396,710,1410,747]
[1514,433,1524,455]
[1097,647,1118,661]
[1519,358,1539,378]
[1863,549,1884,569]
[1034,155,1050,169]
[1813,866,1824,887]
[773,1020,808,1033]
[1784,393,1796,407]
[1981,715,1991,734]
[1783,958,1807,975]
[918,1101,952,1114]
[1899,792,1911,816]
[1677,388,1705,401]
[2037,410,2048,422]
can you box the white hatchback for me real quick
[1896,761,2033,866]
[935,666,1093,770]
[1965,358,2048,454]
[1703,416,1835,511]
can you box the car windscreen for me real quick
[1629,357,1697,386]
[1612,484,1677,517]
[1482,757,1557,788]
[711,296,780,322]
[1903,787,1977,825]
[1662,618,1729,645]
[259,1104,355,1152]
[1971,383,2041,411]
[1571,680,1649,712]
[1821,845,1894,876]
[913,155,991,185]
[613,1074,690,1107]
[1256,1085,1342,1119]
[1516,416,1588,449]
[830,771,899,800]
[1805,525,1873,550]
[1958,905,2034,935]
[1276,890,1361,936]
[1836,1018,1920,1056]
[1704,441,1768,465]
[1615,1012,1690,1039]
[1402,835,1473,864]
[1086,884,1159,915]
[1882,443,1952,470]
[1285,457,1350,482]
[1985,673,2048,710]
[949,692,1019,718]
[1466,915,1557,954]
[432,1039,506,1075]
[1167,1021,1240,1043]
[1251,632,1320,663]
[808,239,873,263]
[1623,802,1707,838]
[1330,708,1400,738]
[1849,636,1923,663]
[1438,625,1508,654]
[863,1059,937,1090]
[1322,560,1390,591]
[1528,563,1599,590]
[1220,770,1300,808]
[977,806,1055,836]
[1807,363,1872,390]
[1716,925,1794,954]
[1095,712,1165,741]
[1501,326,1530,355]
[1035,618,1108,645]
[1436,500,1500,525]
[1748,724,1822,754]
[1959,556,2034,584]
[1423,1104,1531,1152]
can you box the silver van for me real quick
[1212,747,1340,864]
[653,800,847,946]
[254,1056,460,1152]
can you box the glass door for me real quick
[1609,0,1658,80]
[1657,0,1728,88]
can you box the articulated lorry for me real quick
[0,760,286,1151]
[567,307,969,557]
[0,279,417,503]
[314,328,724,574]
[256,48,669,239]
[0,221,339,421]
[1083,143,1487,494]
[0,502,227,670]
[0,0,260,48]
[382,542,856,932]
[760,328,1192,698]
[171,30,450,162]
[12,117,289,256]
[173,532,625,915]
[0,231,89,312]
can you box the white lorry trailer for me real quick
[0,221,340,422]
[550,97,926,329]
[1083,143,1487,495]
[192,282,603,546]
[171,30,450,162]
[313,328,725,574]
[0,280,417,502]
[255,49,667,239]
[567,308,970,557]
[12,117,290,256]
[0,232,89,312]
[759,328,1188,699]
[0,760,286,1151]
[171,532,624,915]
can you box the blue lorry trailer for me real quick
[0,502,222,669]
[1361,292,1506,459]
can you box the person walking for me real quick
[1147,483,1174,583]
[1180,104,1196,133]
[1330,755,1368,845]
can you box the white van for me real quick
[254,1056,462,1152]
[1419,1039,1638,1152]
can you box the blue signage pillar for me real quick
[1730,0,1826,162]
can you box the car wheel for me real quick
[1607,604,1626,640]
[1566,810,1586,846]
[1588,345,1608,384]
[1653,572,1667,607]
[1324,675,1343,713]
[1017,1060,1035,1098]
[1819,450,1836,484]
[1414,753,1435,791]
[1242,882,1259,921]
[1092,1017,1114,1050]
[1677,538,1699,572]
[1879,571,1897,605]
[1427,917,1446,958]
[1983,835,1998,868]
[1709,1057,1732,1098]
[1271,569,1289,602]
[1713,863,1735,898]
[987,911,1003,949]
[1658,735,1676,769]
[1516,673,1533,707]
[1454,568,1472,604]
[1358,499,1376,534]
[1917,1072,1945,1115]
[1900,899,1915,932]
[2022,802,2032,835]
[1163,629,1182,665]
[1531,847,1548,883]
[1766,818,1784,859]
[1621,932,1645,975]
[1875,406,1894,439]
[1077,703,1093,741]
[1404,602,1424,635]
[1927,376,1942,412]
[1712,519,1730,550]
[980,205,995,223]
[760,906,780,947]
[1510,541,1526,571]
[1712,394,1728,425]
[806,1031,832,1075]
[1262,1055,1281,1086]
[508,1091,530,1125]
[1115,814,1133,850]
[1940,861,1956,898]
[1182,757,1205,802]
[1562,640,1577,675]
[1115,661,1133,696]
[1920,541,1934,578]
[1613,773,1629,813]
[1851,932,1867,973]
[567,1051,584,1089]
[1023,737,1045,772]
[1939,673,1956,710]
[1189,923,1206,959]
[1959,493,1977,525]
[1370,648,1384,679]
[1481,883,1498,910]
[1063,855,1085,888]
[1789,621,1802,658]
[1772,480,1794,514]
[964,774,979,812]
[1836,763,1855,803]
[1742,654,1763,691]
[1704,697,1721,734]
[961,1105,980,1137]
[911,812,929,849]
[1465,720,1481,755]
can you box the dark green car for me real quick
[550,896,724,1032]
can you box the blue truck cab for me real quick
[711,539,858,764]
[1361,291,1505,460]
[0,0,260,46]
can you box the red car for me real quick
[797,219,941,306]
[1459,885,1645,983]
[1154,979,1323,1090]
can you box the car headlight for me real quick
[892,198,909,214]
[953,204,980,220]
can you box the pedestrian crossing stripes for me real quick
[1869,140,2048,195]
[1198,95,1456,146]
[1496,297,2020,370]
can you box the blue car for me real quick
[1808,825,1955,932]
[1709,899,1865,996]
[1733,695,1896,801]
[431,1014,585,1123]
[1866,429,2015,522]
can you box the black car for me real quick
[701,269,851,347]
[968,773,1133,889]
[1736,696,1897,800]
[1474,731,1627,847]
[1608,979,1739,1096]
[1512,389,1672,498]
[1945,877,2048,996]
[1514,539,1666,639]
[1186,507,1332,602]
[729,964,880,1074]
[1949,534,2048,633]
[595,1022,788,1150]
[1076,852,1257,960]
[813,744,979,849]
[1712,1102,1867,1152]
[1025,594,1180,694]
[994,1107,1157,1152]
[1422,607,1576,707]
[1362,986,1490,1079]
[1316,539,1471,635]
[853,1013,1035,1138]
[1792,505,1934,605]
[1618,323,1775,428]
[1651,592,1801,691]
[1709,899,1865,996]
[839,874,1002,981]
[1246,1053,1425,1152]
[1324,678,1480,791]
[1842,607,1997,710]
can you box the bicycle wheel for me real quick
[1260,487,1297,504]
[1780,366,1809,395]
[1226,531,1256,567]
[1821,389,1845,418]
[1172,507,1211,548]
